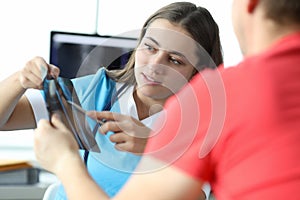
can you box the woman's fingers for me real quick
[20,66,44,89]
[93,111,127,122]
[88,111,149,154]
[112,132,147,154]
[109,132,128,143]
[49,64,60,78]
[99,120,122,134]
[19,57,60,89]
[114,142,129,152]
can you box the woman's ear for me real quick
[247,0,259,13]
[190,68,198,80]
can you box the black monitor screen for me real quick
[50,31,138,79]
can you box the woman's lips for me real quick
[141,73,162,85]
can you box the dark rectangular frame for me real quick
[50,31,138,79]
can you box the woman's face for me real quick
[134,19,200,100]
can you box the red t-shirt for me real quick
[145,32,300,200]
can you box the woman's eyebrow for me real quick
[168,50,188,60]
[144,36,160,47]
[144,36,189,61]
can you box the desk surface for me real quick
[0,169,58,200]
[0,131,58,200]
[0,183,49,200]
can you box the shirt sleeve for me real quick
[24,89,49,122]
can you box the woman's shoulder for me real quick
[73,67,108,81]
[71,67,116,103]
[72,68,114,87]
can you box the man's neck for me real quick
[246,18,300,56]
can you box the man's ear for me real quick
[247,0,259,13]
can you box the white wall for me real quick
[0,0,97,79]
[0,0,242,80]
[0,0,242,160]
[97,0,242,66]
[0,0,98,160]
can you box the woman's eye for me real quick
[170,57,182,65]
[144,43,155,52]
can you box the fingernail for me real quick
[41,66,47,80]
[98,126,106,135]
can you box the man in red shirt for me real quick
[33,0,300,199]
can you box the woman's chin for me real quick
[138,87,174,100]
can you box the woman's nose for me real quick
[148,54,167,75]
[150,50,166,65]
